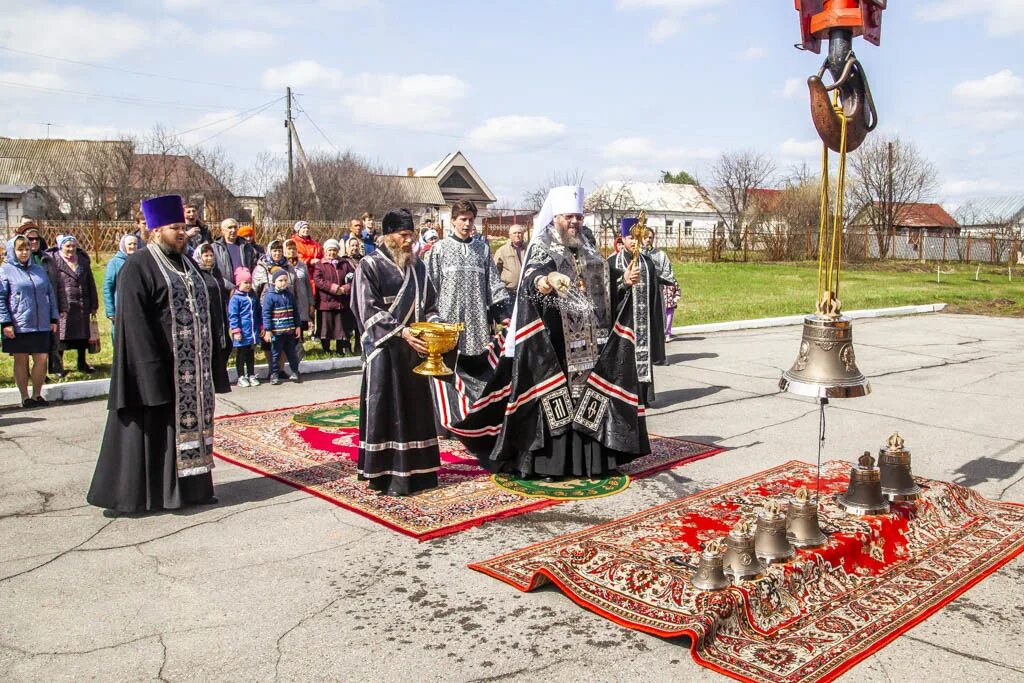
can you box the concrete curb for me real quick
[1,303,947,408]
[0,356,363,409]
[670,303,947,336]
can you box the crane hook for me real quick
[808,52,877,153]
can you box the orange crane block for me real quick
[795,0,884,53]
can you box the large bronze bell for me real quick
[879,432,921,502]
[837,452,891,516]
[691,539,731,592]
[723,520,766,582]
[754,500,795,564]
[779,314,871,399]
[786,487,828,549]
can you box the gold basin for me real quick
[408,322,464,376]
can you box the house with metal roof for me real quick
[953,195,1024,236]
[378,151,496,229]
[850,202,960,236]
[1,184,51,231]
[585,180,721,242]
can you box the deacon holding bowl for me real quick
[88,195,217,512]
[352,208,444,496]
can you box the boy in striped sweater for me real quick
[261,268,302,385]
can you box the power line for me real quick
[173,96,285,137]
[0,79,262,113]
[193,98,282,146]
[0,44,278,93]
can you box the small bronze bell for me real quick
[754,500,795,564]
[691,539,730,592]
[786,487,828,549]
[779,313,871,399]
[879,432,921,502]
[837,451,891,516]
[723,519,766,582]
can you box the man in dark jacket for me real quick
[17,220,65,376]
[211,218,256,293]
[185,203,212,249]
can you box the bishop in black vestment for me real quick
[87,195,216,512]
[352,209,443,496]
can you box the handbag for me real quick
[88,315,101,354]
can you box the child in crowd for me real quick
[227,267,262,388]
[261,268,302,385]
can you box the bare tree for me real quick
[521,169,586,212]
[847,135,938,258]
[710,150,776,249]
[585,181,639,250]
[749,180,820,261]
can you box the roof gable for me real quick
[415,150,496,203]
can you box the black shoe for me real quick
[197,496,219,506]
[31,396,49,407]
[542,476,559,483]
[51,371,66,380]
[22,397,34,409]
[78,365,96,374]
[270,376,282,386]
[290,373,302,383]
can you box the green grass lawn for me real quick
[673,261,1023,326]
[2,257,1020,386]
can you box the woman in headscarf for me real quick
[102,234,139,346]
[192,243,232,393]
[418,228,440,259]
[312,238,357,355]
[50,234,98,375]
[252,238,287,301]
[1,235,59,407]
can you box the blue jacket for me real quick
[262,288,298,337]
[0,237,59,333]
[362,232,377,256]
[102,250,128,319]
[227,289,262,347]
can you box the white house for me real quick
[585,181,721,245]
[953,195,1024,237]
[1,184,50,232]
[380,150,497,229]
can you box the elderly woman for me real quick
[51,234,98,375]
[192,243,232,393]
[1,236,59,407]
[418,228,440,258]
[102,234,138,344]
[252,238,287,300]
[312,238,357,355]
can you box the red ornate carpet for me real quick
[469,460,1024,682]
[213,398,724,541]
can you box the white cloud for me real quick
[649,17,682,42]
[0,70,67,93]
[952,70,1024,103]
[601,136,717,163]
[599,165,661,181]
[261,60,346,90]
[781,78,803,99]
[199,29,277,53]
[917,1,1024,36]
[0,5,166,62]
[779,138,821,158]
[951,109,1022,132]
[740,46,766,60]
[467,116,566,152]
[343,74,468,131]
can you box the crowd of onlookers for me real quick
[0,207,528,406]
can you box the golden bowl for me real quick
[408,322,464,376]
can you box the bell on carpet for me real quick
[878,432,922,502]
[837,451,891,516]
[779,308,871,399]
[786,487,829,549]
[691,539,731,592]
[755,499,796,564]
[723,519,766,583]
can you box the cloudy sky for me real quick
[1,1,1021,205]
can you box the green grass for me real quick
[2,257,1020,385]
[673,260,1024,326]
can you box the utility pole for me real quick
[286,86,294,215]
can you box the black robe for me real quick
[87,248,215,512]
[196,264,232,394]
[608,250,666,404]
[352,247,442,496]
[446,231,650,478]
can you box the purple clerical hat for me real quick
[141,195,185,230]
[620,217,639,238]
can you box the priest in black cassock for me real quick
[608,217,668,405]
[88,195,217,512]
[352,208,443,496]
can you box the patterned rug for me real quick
[492,473,631,500]
[470,460,1024,682]
[214,398,725,541]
